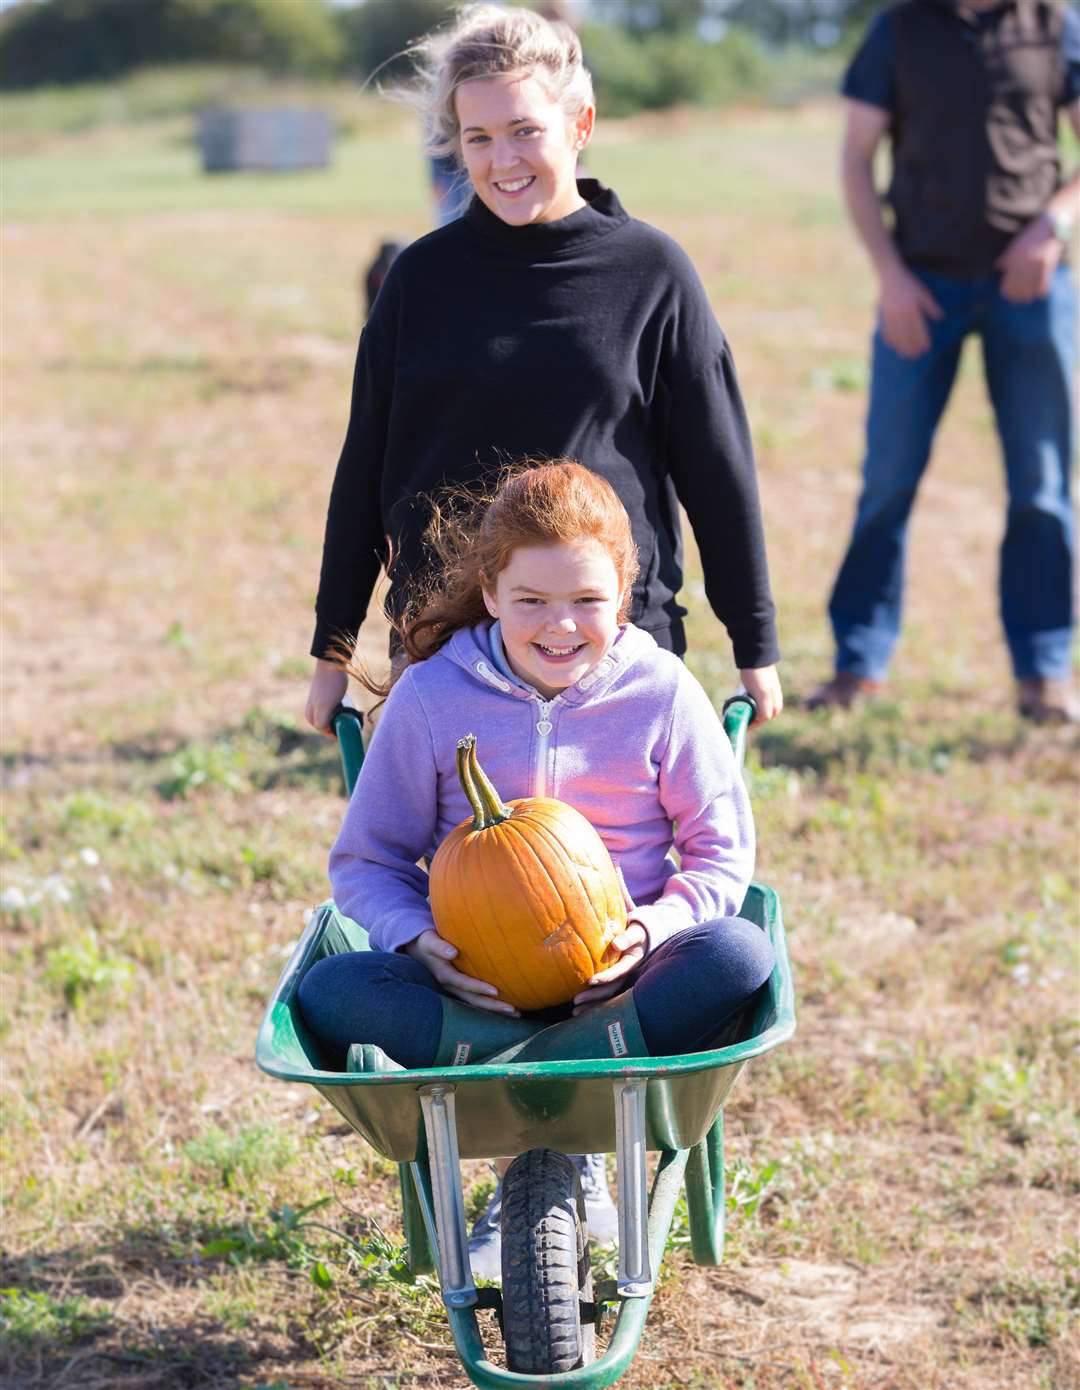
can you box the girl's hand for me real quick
[571,923,647,1014]
[306,659,348,737]
[738,665,783,724]
[405,929,521,1015]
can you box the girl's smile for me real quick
[483,538,622,698]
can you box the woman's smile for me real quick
[494,176,536,195]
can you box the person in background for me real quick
[808,0,1080,723]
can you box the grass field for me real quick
[2,82,1078,1390]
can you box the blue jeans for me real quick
[298,918,775,1070]
[829,265,1077,681]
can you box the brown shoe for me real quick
[1016,678,1080,725]
[805,671,884,711]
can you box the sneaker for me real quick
[805,671,884,711]
[1017,678,1080,725]
[467,1183,504,1281]
[571,1153,619,1244]
[467,1152,618,1279]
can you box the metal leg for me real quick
[613,1078,651,1297]
[685,1111,725,1265]
[417,1084,476,1309]
[398,1163,434,1277]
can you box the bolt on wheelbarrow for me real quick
[256,695,795,1387]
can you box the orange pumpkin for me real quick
[428,734,626,1011]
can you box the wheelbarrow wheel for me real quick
[501,1148,596,1374]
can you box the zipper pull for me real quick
[536,698,553,736]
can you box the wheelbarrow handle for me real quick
[331,703,366,796]
[721,694,757,771]
[332,697,753,793]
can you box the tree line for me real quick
[0,0,887,103]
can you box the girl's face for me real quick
[455,72,593,227]
[483,538,622,699]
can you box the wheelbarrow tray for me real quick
[256,880,794,1163]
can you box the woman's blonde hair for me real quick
[412,3,594,160]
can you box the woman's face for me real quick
[455,73,594,227]
[483,538,622,699]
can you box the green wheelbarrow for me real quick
[256,696,795,1387]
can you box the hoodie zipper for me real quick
[474,659,557,797]
[533,697,555,797]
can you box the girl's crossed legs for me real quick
[298,917,774,1070]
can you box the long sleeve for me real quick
[328,672,440,952]
[665,340,778,669]
[629,671,755,949]
[310,282,398,660]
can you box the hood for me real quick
[440,622,659,706]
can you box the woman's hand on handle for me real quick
[405,929,521,1016]
[571,922,647,1014]
[305,659,349,737]
[738,665,783,724]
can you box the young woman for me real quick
[306,3,782,737]
[298,462,775,1273]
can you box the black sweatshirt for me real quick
[312,180,778,669]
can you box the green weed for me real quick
[157,740,252,799]
[42,928,135,1010]
[0,1287,111,1347]
[970,1255,1079,1349]
[184,1122,300,1188]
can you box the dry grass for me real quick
[2,99,1077,1390]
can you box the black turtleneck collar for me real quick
[462,178,631,258]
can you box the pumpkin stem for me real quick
[455,735,485,832]
[455,734,512,830]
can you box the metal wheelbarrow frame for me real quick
[256,697,795,1388]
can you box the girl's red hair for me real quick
[342,460,639,695]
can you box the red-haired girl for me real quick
[298,461,774,1273]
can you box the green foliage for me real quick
[199,1197,332,1265]
[185,1122,301,1187]
[974,1255,1079,1349]
[58,790,154,841]
[42,928,135,1011]
[0,1287,111,1347]
[0,0,344,90]
[336,0,456,84]
[581,22,767,115]
[157,739,252,799]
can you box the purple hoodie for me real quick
[329,623,754,956]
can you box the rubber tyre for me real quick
[501,1148,596,1374]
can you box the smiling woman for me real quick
[305,3,783,740]
[304,3,785,747]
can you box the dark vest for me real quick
[888,0,1067,274]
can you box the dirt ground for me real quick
[2,101,1077,1390]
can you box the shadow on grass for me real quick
[2,716,348,798]
[754,703,1034,779]
[1,1239,294,1390]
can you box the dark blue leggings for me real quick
[298,918,774,1070]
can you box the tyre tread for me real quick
[501,1149,593,1374]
